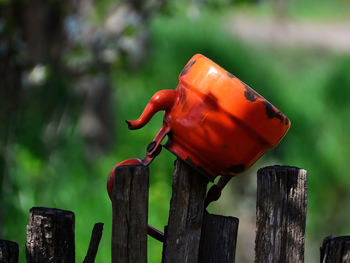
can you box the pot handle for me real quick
[107,160,165,242]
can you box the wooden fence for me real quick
[1,158,350,262]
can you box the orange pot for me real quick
[126,54,290,181]
[108,54,291,242]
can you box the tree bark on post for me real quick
[26,207,75,263]
[111,165,149,263]
[0,240,19,263]
[162,158,209,263]
[199,212,239,263]
[255,165,307,263]
[320,236,350,262]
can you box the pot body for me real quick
[164,54,290,180]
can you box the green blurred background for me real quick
[1,0,350,261]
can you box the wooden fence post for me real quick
[83,223,104,263]
[320,236,350,262]
[26,207,75,263]
[162,158,209,263]
[199,212,239,263]
[111,165,149,263]
[255,165,307,263]
[0,240,19,263]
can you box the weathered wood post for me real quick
[320,236,350,262]
[255,165,307,263]
[0,240,19,263]
[83,223,104,263]
[111,165,149,263]
[199,212,239,263]
[162,158,209,263]
[26,207,75,263]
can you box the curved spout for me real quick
[126,89,177,130]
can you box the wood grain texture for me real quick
[26,207,75,263]
[111,165,149,263]
[0,240,19,263]
[83,223,104,263]
[162,158,209,263]
[199,212,239,263]
[255,165,307,263]
[320,236,350,263]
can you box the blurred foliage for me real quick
[228,0,350,21]
[1,0,350,262]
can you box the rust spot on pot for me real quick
[285,117,289,125]
[227,72,236,78]
[243,83,262,102]
[180,60,196,76]
[262,101,284,122]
